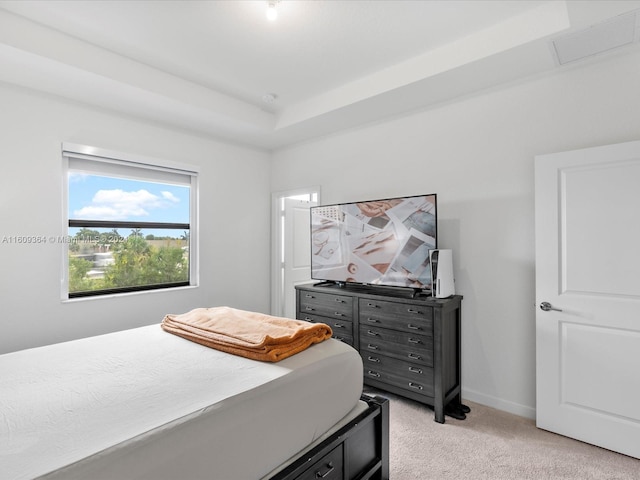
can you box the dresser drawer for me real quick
[299,291,353,320]
[331,331,354,346]
[362,352,434,385]
[297,312,354,346]
[298,312,352,332]
[364,361,434,397]
[360,325,433,366]
[297,445,343,480]
[359,299,432,334]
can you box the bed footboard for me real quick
[271,394,389,480]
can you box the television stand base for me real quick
[312,280,344,288]
[313,282,432,297]
[411,288,432,298]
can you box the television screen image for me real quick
[311,194,437,290]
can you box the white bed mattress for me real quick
[0,324,363,480]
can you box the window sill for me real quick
[61,284,199,303]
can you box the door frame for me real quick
[270,186,320,317]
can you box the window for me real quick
[63,144,198,298]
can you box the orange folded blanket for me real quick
[161,306,333,362]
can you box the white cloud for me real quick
[72,205,130,220]
[73,189,180,220]
[161,191,180,203]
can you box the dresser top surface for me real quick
[296,283,461,307]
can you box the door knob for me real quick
[540,301,562,312]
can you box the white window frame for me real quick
[62,143,199,300]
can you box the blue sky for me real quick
[69,174,190,237]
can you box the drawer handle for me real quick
[409,382,424,390]
[408,366,423,374]
[334,298,344,303]
[408,353,422,360]
[333,323,345,328]
[334,336,345,341]
[304,317,313,321]
[407,337,421,344]
[407,308,421,314]
[305,294,315,298]
[367,370,381,378]
[367,356,380,363]
[316,461,335,478]
[367,343,379,350]
[367,302,380,308]
[366,317,379,323]
[367,330,379,337]
[305,306,315,311]
[407,324,420,330]
[334,312,344,317]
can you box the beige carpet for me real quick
[366,388,640,479]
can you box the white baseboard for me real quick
[462,387,536,420]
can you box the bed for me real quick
[0,321,388,480]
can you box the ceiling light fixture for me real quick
[266,1,280,21]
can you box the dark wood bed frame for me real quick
[271,394,389,480]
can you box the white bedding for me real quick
[0,324,363,480]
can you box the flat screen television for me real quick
[310,194,437,291]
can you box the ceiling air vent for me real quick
[552,10,639,65]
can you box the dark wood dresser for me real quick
[296,283,463,423]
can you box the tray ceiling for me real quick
[0,0,638,150]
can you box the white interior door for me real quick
[282,197,316,319]
[535,140,640,459]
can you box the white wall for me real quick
[0,83,271,355]
[270,48,640,417]
[3,43,639,418]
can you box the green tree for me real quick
[74,228,100,253]
[97,229,122,250]
[69,233,188,293]
[104,235,188,287]
[69,241,80,254]
[110,228,122,240]
[142,245,188,283]
[76,228,100,239]
[69,256,98,292]
[104,235,151,287]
